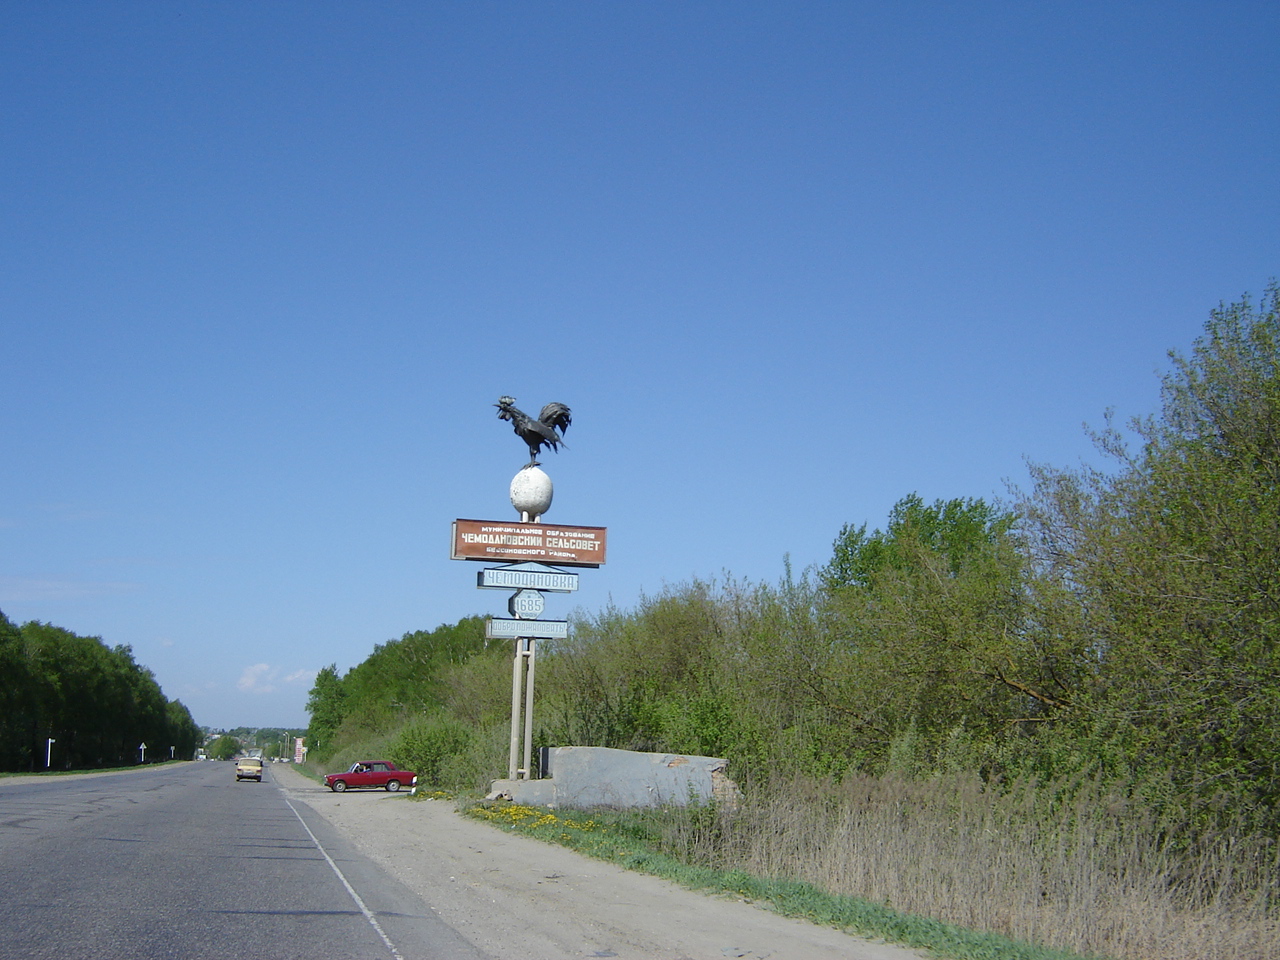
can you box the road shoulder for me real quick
[275,764,926,960]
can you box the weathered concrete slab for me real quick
[487,746,740,810]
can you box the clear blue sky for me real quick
[3,3,1277,729]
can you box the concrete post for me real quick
[522,639,537,778]
[508,638,524,780]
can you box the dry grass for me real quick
[656,773,1279,960]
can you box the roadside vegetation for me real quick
[463,799,1093,960]
[301,282,1277,960]
[0,614,202,770]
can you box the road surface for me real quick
[0,762,482,960]
[0,762,926,960]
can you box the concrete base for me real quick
[486,746,740,810]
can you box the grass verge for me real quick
[0,760,185,779]
[463,800,1107,960]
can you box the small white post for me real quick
[46,738,55,769]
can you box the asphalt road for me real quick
[0,762,488,960]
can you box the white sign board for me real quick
[485,617,568,640]
[477,566,580,592]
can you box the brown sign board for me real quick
[451,519,607,567]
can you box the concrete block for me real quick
[486,746,740,810]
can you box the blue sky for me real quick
[3,3,1277,729]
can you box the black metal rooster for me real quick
[495,396,572,467]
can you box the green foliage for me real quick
[0,611,193,770]
[318,279,1280,829]
[304,664,347,757]
[537,582,746,754]
[309,282,1280,953]
[304,617,491,762]
[823,493,1014,589]
[165,701,203,759]
[387,715,473,788]
[1018,282,1280,815]
[810,495,1039,770]
[220,727,304,759]
[207,734,240,760]
[0,611,33,769]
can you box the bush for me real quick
[388,715,474,789]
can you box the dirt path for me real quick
[277,764,927,960]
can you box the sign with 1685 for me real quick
[508,588,546,619]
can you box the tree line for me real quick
[0,612,201,771]
[308,285,1279,831]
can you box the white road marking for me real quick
[283,795,406,960]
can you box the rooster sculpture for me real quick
[495,396,572,467]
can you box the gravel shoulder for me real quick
[276,764,927,960]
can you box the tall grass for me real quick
[651,773,1278,960]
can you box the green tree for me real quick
[305,664,347,758]
[0,618,181,770]
[813,494,1036,770]
[822,493,1014,589]
[0,610,34,769]
[208,734,240,760]
[165,700,202,759]
[304,617,491,759]
[1019,283,1280,811]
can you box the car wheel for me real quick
[332,780,347,792]
[386,780,400,792]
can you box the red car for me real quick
[324,761,418,793]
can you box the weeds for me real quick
[464,798,1094,960]
[465,770,1279,960]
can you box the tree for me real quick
[823,493,1015,590]
[304,617,491,759]
[814,494,1037,770]
[1019,283,1280,810]
[0,610,34,769]
[0,615,191,770]
[305,664,347,758]
[208,734,240,761]
[165,700,202,760]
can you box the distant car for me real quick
[235,757,264,782]
[324,761,417,793]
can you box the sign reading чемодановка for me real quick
[477,566,580,592]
